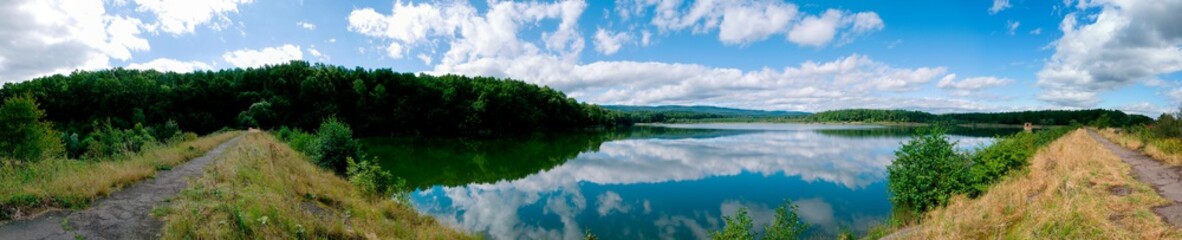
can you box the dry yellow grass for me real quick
[1098,129,1182,166]
[161,132,472,239]
[0,131,239,220]
[902,129,1180,239]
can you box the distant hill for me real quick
[603,105,810,117]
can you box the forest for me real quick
[0,61,628,138]
[802,109,1151,127]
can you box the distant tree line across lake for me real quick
[0,61,628,137]
[616,107,1153,127]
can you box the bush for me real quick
[765,200,809,240]
[712,207,754,240]
[963,127,1073,196]
[346,157,407,200]
[82,122,157,159]
[314,118,362,176]
[151,120,183,143]
[0,95,64,162]
[275,126,317,156]
[887,127,970,213]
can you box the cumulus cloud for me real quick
[126,58,211,72]
[222,44,303,68]
[1037,0,1182,107]
[989,0,1012,14]
[133,0,253,35]
[0,0,150,83]
[596,191,630,216]
[593,28,630,55]
[349,0,1008,113]
[624,0,880,46]
[1119,102,1170,117]
[789,10,884,47]
[937,74,1013,96]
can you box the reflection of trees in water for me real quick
[361,126,750,189]
[816,127,1022,138]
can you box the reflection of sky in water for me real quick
[411,125,994,239]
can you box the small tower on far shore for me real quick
[1024,122,1033,132]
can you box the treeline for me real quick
[0,61,626,137]
[807,109,1152,127]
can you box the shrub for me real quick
[347,157,406,199]
[82,122,157,159]
[712,207,754,240]
[0,95,64,162]
[765,199,809,240]
[275,126,317,157]
[887,127,970,213]
[151,120,182,143]
[314,118,362,176]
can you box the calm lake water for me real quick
[361,123,1016,239]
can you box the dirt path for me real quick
[1087,129,1182,226]
[0,134,243,240]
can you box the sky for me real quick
[2,0,1180,116]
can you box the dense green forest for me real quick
[804,109,1151,127]
[604,105,807,122]
[0,61,627,137]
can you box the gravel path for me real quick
[1087,129,1182,227]
[0,134,243,240]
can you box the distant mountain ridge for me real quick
[602,105,810,117]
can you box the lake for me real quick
[361,123,1016,239]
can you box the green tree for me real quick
[315,118,362,176]
[887,127,969,213]
[765,200,809,240]
[712,207,754,240]
[0,96,65,162]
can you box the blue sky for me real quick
[3,0,1180,116]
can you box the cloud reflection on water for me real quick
[413,127,992,239]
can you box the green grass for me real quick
[160,132,472,239]
[0,131,239,220]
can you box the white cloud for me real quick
[716,1,797,45]
[352,0,1004,113]
[297,21,315,30]
[938,75,1014,96]
[126,58,211,72]
[625,0,880,47]
[417,54,432,65]
[1006,20,1020,35]
[1037,1,1182,107]
[989,0,1012,14]
[788,9,884,47]
[641,30,652,46]
[133,0,253,35]
[593,28,630,55]
[1029,28,1042,35]
[1119,102,1170,117]
[222,44,303,68]
[0,0,151,83]
[596,191,630,216]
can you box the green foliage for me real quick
[346,157,403,198]
[888,125,1074,214]
[314,118,362,176]
[765,200,809,240]
[962,127,1073,196]
[275,126,317,155]
[809,109,936,123]
[0,95,64,162]
[151,120,183,143]
[887,127,970,213]
[712,207,755,240]
[0,61,624,137]
[82,122,157,159]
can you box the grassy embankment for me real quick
[1098,128,1182,166]
[898,129,1180,239]
[0,131,240,221]
[159,132,471,239]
